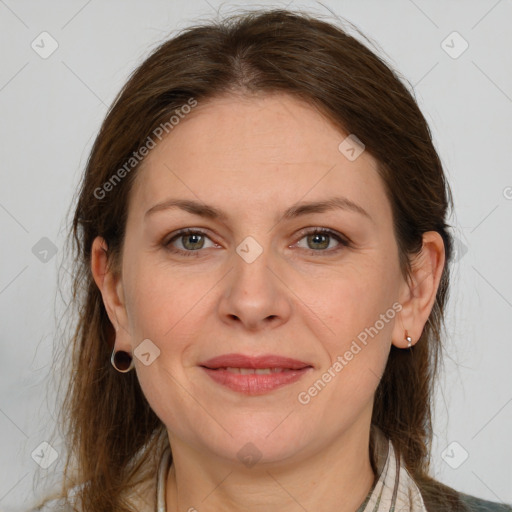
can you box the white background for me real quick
[0,0,511,509]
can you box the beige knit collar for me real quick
[357,425,428,512]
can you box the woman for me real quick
[30,8,511,512]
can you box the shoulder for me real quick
[458,492,512,512]
[417,478,512,512]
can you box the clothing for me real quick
[353,425,427,511]
[154,424,429,511]
[155,426,428,511]
[154,425,511,512]
[26,426,512,512]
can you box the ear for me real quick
[391,231,446,349]
[91,236,132,352]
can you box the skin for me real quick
[91,92,445,512]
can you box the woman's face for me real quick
[107,93,412,464]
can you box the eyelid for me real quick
[163,226,351,256]
[291,227,351,253]
[163,228,217,249]
[294,226,351,244]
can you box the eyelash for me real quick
[163,227,351,258]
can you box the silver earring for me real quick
[405,330,412,349]
[111,349,135,373]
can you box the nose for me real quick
[217,242,292,332]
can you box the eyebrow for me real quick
[144,196,373,223]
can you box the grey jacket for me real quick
[457,493,512,512]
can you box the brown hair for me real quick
[38,7,462,511]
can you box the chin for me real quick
[203,415,316,466]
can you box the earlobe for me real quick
[391,231,446,349]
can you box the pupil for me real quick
[184,234,203,250]
[309,233,328,250]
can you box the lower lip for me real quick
[201,367,312,395]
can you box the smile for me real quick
[199,353,313,395]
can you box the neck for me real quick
[165,424,376,512]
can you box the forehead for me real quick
[128,93,391,227]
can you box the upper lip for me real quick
[200,353,312,370]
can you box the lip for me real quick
[200,353,312,370]
[199,353,313,395]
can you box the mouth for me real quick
[199,354,313,395]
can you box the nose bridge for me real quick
[218,233,291,329]
[233,233,276,298]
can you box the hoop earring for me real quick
[405,330,413,349]
[111,349,135,373]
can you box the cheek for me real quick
[294,259,398,409]
[302,260,398,346]
[123,256,213,340]
[122,261,209,432]
[298,285,393,424]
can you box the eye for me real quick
[164,229,217,257]
[163,227,351,258]
[294,228,351,254]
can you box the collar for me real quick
[155,425,427,512]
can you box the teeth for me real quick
[255,368,272,375]
[223,367,289,374]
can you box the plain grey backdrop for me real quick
[0,0,511,509]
